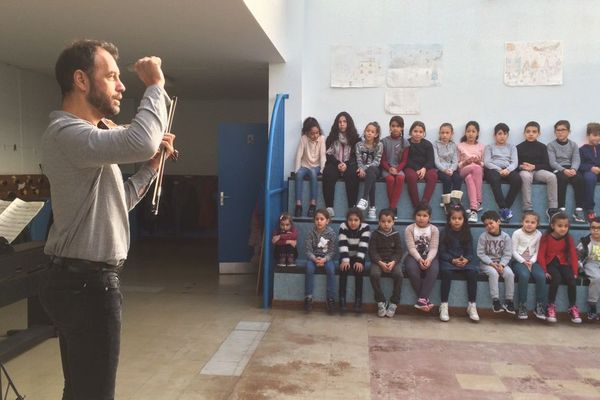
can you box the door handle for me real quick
[219,191,231,206]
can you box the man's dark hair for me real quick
[481,210,501,223]
[55,39,119,97]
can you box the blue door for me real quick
[218,123,267,273]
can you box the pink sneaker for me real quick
[569,305,582,324]
[546,303,557,323]
[414,298,429,311]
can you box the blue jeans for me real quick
[513,262,547,305]
[295,166,320,203]
[582,171,600,210]
[305,259,336,299]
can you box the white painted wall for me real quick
[269,0,600,175]
[0,62,59,174]
[0,63,266,176]
[243,0,290,61]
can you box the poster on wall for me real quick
[330,45,385,88]
[384,88,420,115]
[387,44,443,87]
[504,41,563,86]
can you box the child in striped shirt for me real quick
[338,208,371,314]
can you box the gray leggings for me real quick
[404,255,439,299]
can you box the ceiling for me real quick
[0,0,284,99]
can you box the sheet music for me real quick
[0,200,11,216]
[0,198,45,243]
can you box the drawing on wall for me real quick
[330,45,385,88]
[504,41,563,86]
[385,88,420,115]
[387,44,442,87]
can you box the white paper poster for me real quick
[330,45,385,88]
[387,44,442,87]
[504,41,563,86]
[385,88,420,115]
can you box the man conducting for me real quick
[40,39,175,400]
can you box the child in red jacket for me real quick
[537,212,581,323]
[272,213,298,266]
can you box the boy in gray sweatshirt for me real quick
[477,210,515,314]
[547,120,585,222]
[483,123,522,222]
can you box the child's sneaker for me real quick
[307,204,316,218]
[492,298,504,313]
[569,305,582,324]
[546,303,557,322]
[534,302,547,320]
[414,298,429,311]
[368,207,377,220]
[467,302,480,322]
[503,299,516,315]
[304,296,313,312]
[356,198,368,210]
[588,304,598,321]
[326,298,335,315]
[517,303,528,320]
[326,207,335,218]
[286,254,296,267]
[276,256,286,267]
[386,302,397,318]
[439,302,450,322]
[477,202,484,212]
[573,208,586,223]
[499,208,512,222]
[294,204,302,218]
[468,210,478,223]
[377,301,387,317]
[587,210,597,222]
[425,299,434,312]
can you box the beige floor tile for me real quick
[455,373,508,392]
[491,362,540,378]
[545,379,599,397]
[511,394,560,400]
[576,367,600,380]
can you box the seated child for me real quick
[579,122,600,221]
[369,208,403,318]
[511,211,546,320]
[516,121,558,219]
[272,212,298,266]
[404,202,439,312]
[477,210,515,314]
[338,208,371,314]
[576,216,600,321]
[538,212,581,323]
[547,120,585,222]
[438,205,479,322]
[304,209,337,314]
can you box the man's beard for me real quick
[87,80,119,117]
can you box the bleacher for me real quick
[272,176,593,315]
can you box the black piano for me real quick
[0,241,55,362]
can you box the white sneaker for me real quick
[368,207,377,219]
[468,210,478,223]
[386,303,397,318]
[326,207,335,218]
[357,198,368,210]
[377,301,387,317]
[467,302,480,322]
[439,302,450,322]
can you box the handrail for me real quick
[262,93,289,308]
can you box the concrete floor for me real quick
[2,238,600,399]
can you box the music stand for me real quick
[0,363,24,400]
